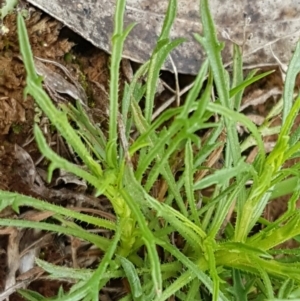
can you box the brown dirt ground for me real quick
[0,1,300,300]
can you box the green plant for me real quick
[0,0,17,20]
[0,0,17,34]
[1,0,300,300]
[11,123,22,134]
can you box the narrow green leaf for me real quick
[17,13,38,80]
[218,242,272,259]
[185,139,201,227]
[283,41,300,123]
[123,167,162,297]
[155,271,195,301]
[207,102,265,164]
[232,269,248,301]
[231,44,243,110]
[119,256,143,299]
[0,218,110,251]
[278,279,294,299]
[230,70,274,100]
[194,160,250,190]
[18,290,44,301]
[145,0,179,122]
[156,239,229,301]
[18,14,103,178]
[109,0,135,156]
[0,190,116,230]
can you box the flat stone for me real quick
[26,0,300,74]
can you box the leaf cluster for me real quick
[1,0,300,300]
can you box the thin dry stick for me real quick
[152,81,194,120]
[169,55,180,107]
[161,80,176,94]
